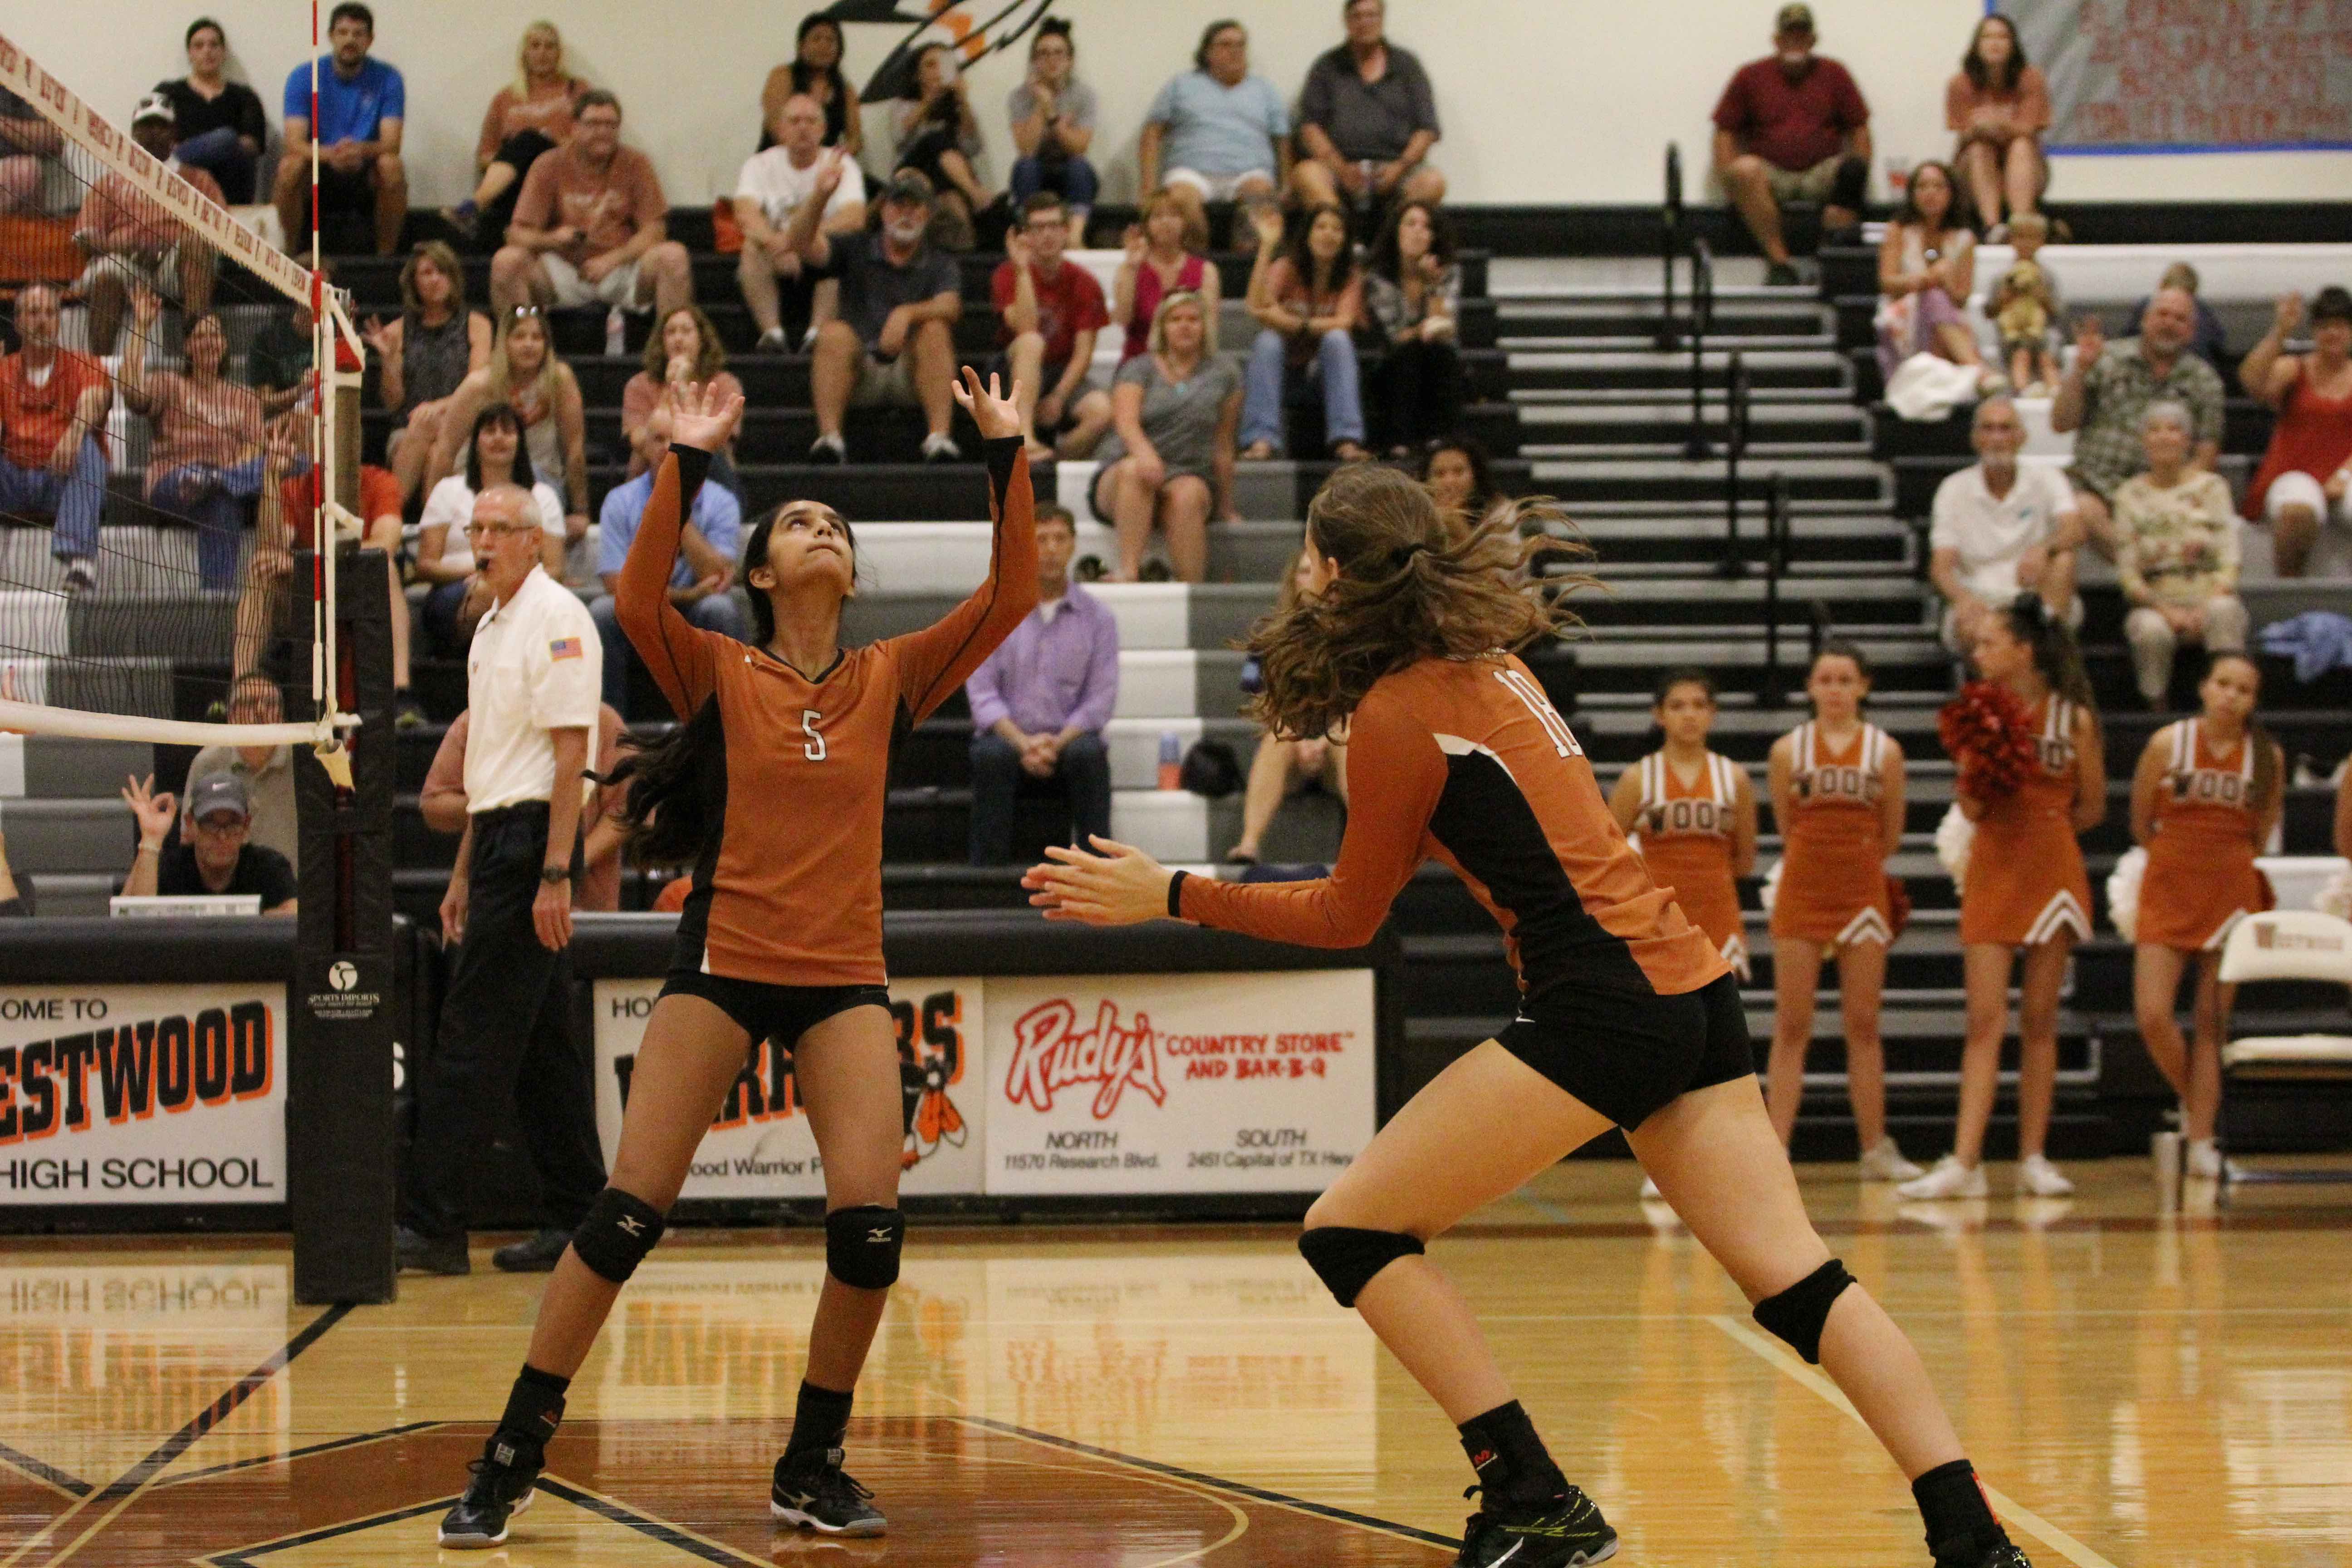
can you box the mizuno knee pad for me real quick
[570,1187,667,1284]
[824,1204,904,1289]
[1297,1226,1425,1308]
[1752,1257,1857,1364]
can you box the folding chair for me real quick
[2214,910,2352,1203]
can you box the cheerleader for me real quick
[1902,596,2103,1200]
[2130,653,2281,1181]
[1766,644,1920,1181]
[1608,669,1756,979]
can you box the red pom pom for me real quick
[1938,681,2040,801]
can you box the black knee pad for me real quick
[1297,1226,1424,1308]
[1752,1258,1857,1364]
[1830,157,1869,212]
[825,1205,904,1289]
[571,1187,667,1284]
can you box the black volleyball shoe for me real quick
[436,1431,541,1548]
[770,1445,887,1536]
[1948,1544,2035,1568]
[1455,1483,1619,1567]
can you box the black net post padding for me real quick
[288,545,397,1304]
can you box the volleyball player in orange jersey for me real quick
[1027,465,2036,1568]
[1903,597,2103,1201]
[1608,668,1756,979]
[435,375,1038,1548]
[1765,644,1921,1181]
[2130,652,2281,1181]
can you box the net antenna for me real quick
[0,27,361,774]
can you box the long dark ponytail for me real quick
[2205,651,2281,817]
[2001,592,2095,709]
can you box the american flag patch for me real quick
[549,637,583,661]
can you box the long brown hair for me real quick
[2203,651,2280,816]
[1246,465,1592,740]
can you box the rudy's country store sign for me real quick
[592,970,1377,1199]
[0,985,288,1205]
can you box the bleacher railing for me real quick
[1657,143,1683,351]
[1683,237,1715,460]
[1761,470,1791,705]
[1716,351,1750,579]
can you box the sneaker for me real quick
[800,326,821,352]
[757,326,789,352]
[808,432,847,465]
[437,1432,540,1548]
[2185,1139,2222,1180]
[1764,261,1802,288]
[920,431,961,463]
[1859,1137,1925,1182]
[60,559,97,596]
[1896,1155,1987,1200]
[1138,558,1173,583]
[392,690,427,731]
[2017,1154,2074,1197]
[771,1446,886,1536]
[1637,1175,1661,1200]
[493,1227,573,1273]
[396,1225,472,1275]
[1953,1544,2035,1568]
[1455,1484,1618,1567]
[1983,221,2010,245]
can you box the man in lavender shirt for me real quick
[965,503,1120,864]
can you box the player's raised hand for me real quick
[1022,837,1173,925]
[666,379,745,453]
[951,366,1022,441]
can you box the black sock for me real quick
[1912,1458,2007,1565]
[1457,1400,1566,1509]
[786,1379,854,1460]
[495,1363,570,1453]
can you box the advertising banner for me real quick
[983,970,1377,1196]
[0,984,288,1206]
[592,978,986,1200]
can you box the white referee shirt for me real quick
[463,564,602,814]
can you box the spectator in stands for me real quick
[247,259,323,418]
[892,44,993,251]
[1113,189,1220,364]
[1365,199,1461,456]
[1008,20,1097,246]
[791,163,964,464]
[239,418,409,715]
[2052,286,2224,553]
[1419,434,1499,527]
[965,502,1118,865]
[758,12,862,157]
[591,454,747,714]
[422,703,629,912]
[415,402,565,656]
[1091,291,1240,582]
[428,307,590,544]
[1140,21,1290,246]
[1242,202,1370,462]
[0,87,64,214]
[2131,262,2229,368]
[1228,544,1347,865]
[493,91,689,323]
[0,284,110,597]
[623,305,746,485]
[1946,11,2048,242]
[157,19,268,205]
[74,93,222,355]
[2115,401,2247,706]
[735,93,866,353]
[187,674,299,869]
[1930,395,2082,653]
[0,823,24,917]
[2239,286,2352,578]
[1712,3,1871,287]
[274,2,406,256]
[117,288,264,593]
[1874,160,1993,390]
[361,241,491,504]
[996,192,1112,461]
[120,772,296,913]
[1293,0,1445,218]
[449,21,587,249]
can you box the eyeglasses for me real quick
[465,521,533,540]
[191,815,248,837]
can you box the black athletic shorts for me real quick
[1496,971,1754,1131]
[657,970,892,1049]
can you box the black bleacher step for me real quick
[1529,464,1886,505]
[1519,408,1867,449]
[1867,399,2276,463]
[1507,357,1850,395]
[1496,304,1828,341]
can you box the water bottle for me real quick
[1158,730,1182,791]
[604,306,626,358]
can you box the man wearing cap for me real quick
[72,91,223,354]
[397,481,608,1276]
[1712,3,1872,287]
[789,157,965,463]
[118,770,298,914]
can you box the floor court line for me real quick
[0,1442,89,1501]
[152,1421,449,1490]
[1705,1314,2124,1568]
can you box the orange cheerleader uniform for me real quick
[1959,696,2094,946]
[1632,750,1748,976]
[1773,721,1896,947]
[2138,718,2272,951]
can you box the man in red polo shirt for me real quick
[0,284,112,595]
[1712,3,1872,287]
[993,191,1112,459]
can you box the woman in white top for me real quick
[1875,161,1992,392]
[416,401,563,654]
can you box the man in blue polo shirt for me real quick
[589,466,749,714]
[273,1,406,255]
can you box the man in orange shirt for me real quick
[489,90,691,322]
[0,284,112,595]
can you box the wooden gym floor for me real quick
[0,1160,2346,1567]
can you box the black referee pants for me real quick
[399,802,606,1240]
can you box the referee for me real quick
[397,484,609,1276]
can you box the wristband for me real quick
[540,864,573,887]
[1166,868,1188,920]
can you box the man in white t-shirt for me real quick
[1930,395,2084,653]
[735,94,867,351]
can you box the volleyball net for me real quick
[0,28,361,754]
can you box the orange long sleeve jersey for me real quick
[620,440,1039,984]
[1179,654,1730,1002]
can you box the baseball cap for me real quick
[1775,3,1816,35]
[880,169,936,208]
[132,91,176,127]
[187,773,250,824]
